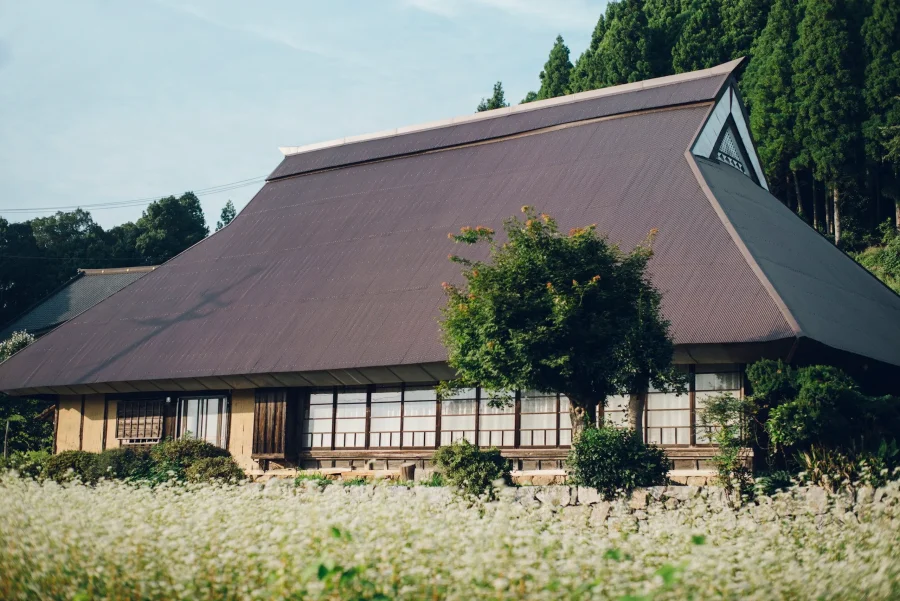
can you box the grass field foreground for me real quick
[0,475,898,600]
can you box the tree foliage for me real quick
[567,424,669,499]
[439,207,680,437]
[135,192,209,264]
[855,222,900,293]
[672,0,727,72]
[598,0,653,85]
[746,359,900,456]
[742,0,800,185]
[432,440,511,500]
[216,200,237,231]
[536,35,573,100]
[793,0,865,187]
[0,192,211,329]
[862,0,900,164]
[0,332,51,456]
[476,81,510,112]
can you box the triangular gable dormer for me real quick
[691,82,768,190]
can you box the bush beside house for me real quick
[567,425,669,500]
[433,440,511,500]
[5,438,244,485]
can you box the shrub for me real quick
[432,440,511,500]
[754,470,794,496]
[0,450,50,479]
[567,425,669,500]
[341,476,369,486]
[418,472,445,487]
[295,473,332,487]
[698,392,754,497]
[45,450,100,483]
[149,437,230,481]
[798,441,900,492]
[747,359,900,461]
[855,221,900,294]
[95,447,154,481]
[184,456,245,483]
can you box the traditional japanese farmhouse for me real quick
[1,59,899,476]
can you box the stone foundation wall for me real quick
[286,479,893,531]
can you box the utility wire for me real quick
[0,255,147,261]
[0,176,266,214]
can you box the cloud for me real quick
[153,0,372,68]
[403,0,604,29]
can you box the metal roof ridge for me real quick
[684,151,803,339]
[278,58,745,158]
[78,266,157,276]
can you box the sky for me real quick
[0,0,606,229]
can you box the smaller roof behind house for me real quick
[0,266,155,340]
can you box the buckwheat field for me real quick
[1,476,899,600]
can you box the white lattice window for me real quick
[716,126,751,176]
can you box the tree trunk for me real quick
[812,179,820,231]
[833,186,841,246]
[896,198,900,234]
[568,396,597,442]
[792,171,805,220]
[784,175,792,208]
[825,187,833,234]
[627,392,646,443]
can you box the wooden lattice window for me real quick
[116,399,164,444]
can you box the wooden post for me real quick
[399,462,416,482]
[688,364,697,446]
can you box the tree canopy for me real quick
[792,0,865,244]
[440,207,680,438]
[537,36,573,100]
[135,192,209,264]
[216,200,237,231]
[476,82,510,112]
[0,192,210,329]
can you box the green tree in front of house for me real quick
[135,192,209,263]
[536,35,573,100]
[439,207,682,440]
[476,81,510,112]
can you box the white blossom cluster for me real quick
[0,476,898,600]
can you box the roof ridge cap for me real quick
[278,58,745,158]
[78,266,157,275]
[684,151,803,339]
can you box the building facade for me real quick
[3,59,900,475]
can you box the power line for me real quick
[0,176,266,215]
[0,255,146,261]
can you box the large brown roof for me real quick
[5,59,890,395]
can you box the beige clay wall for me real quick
[228,390,258,471]
[80,394,106,452]
[104,399,119,450]
[55,394,112,452]
[56,395,83,451]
